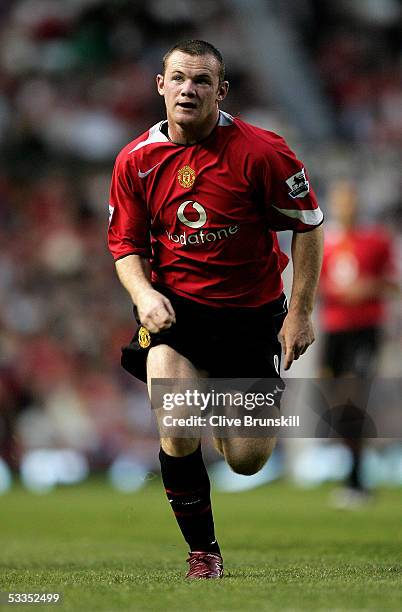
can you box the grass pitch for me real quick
[0,479,401,611]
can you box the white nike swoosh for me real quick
[138,162,161,179]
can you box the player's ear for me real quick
[217,80,229,103]
[156,74,165,96]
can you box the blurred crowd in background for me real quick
[0,0,401,492]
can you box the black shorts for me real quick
[121,286,288,383]
[321,327,381,377]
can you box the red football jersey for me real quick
[108,111,323,307]
[320,225,395,331]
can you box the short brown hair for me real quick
[163,40,225,83]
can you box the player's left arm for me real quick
[279,225,324,370]
[259,133,324,368]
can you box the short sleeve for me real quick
[262,137,324,232]
[107,153,151,260]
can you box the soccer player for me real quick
[319,179,397,507]
[108,40,324,578]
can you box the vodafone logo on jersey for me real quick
[166,200,239,246]
[177,201,207,228]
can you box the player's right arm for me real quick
[115,254,176,333]
[108,149,175,333]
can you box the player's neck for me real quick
[167,111,219,145]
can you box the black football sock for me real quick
[159,445,220,554]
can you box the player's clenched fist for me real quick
[136,289,176,333]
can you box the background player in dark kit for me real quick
[108,40,324,578]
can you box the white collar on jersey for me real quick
[129,121,168,153]
[129,110,234,153]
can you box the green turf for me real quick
[0,479,401,611]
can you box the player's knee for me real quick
[160,437,200,457]
[223,438,276,475]
[226,451,269,476]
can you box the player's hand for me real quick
[278,312,315,370]
[136,289,176,333]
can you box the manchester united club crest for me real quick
[138,326,151,349]
[178,165,196,189]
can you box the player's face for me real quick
[157,51,228,132]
